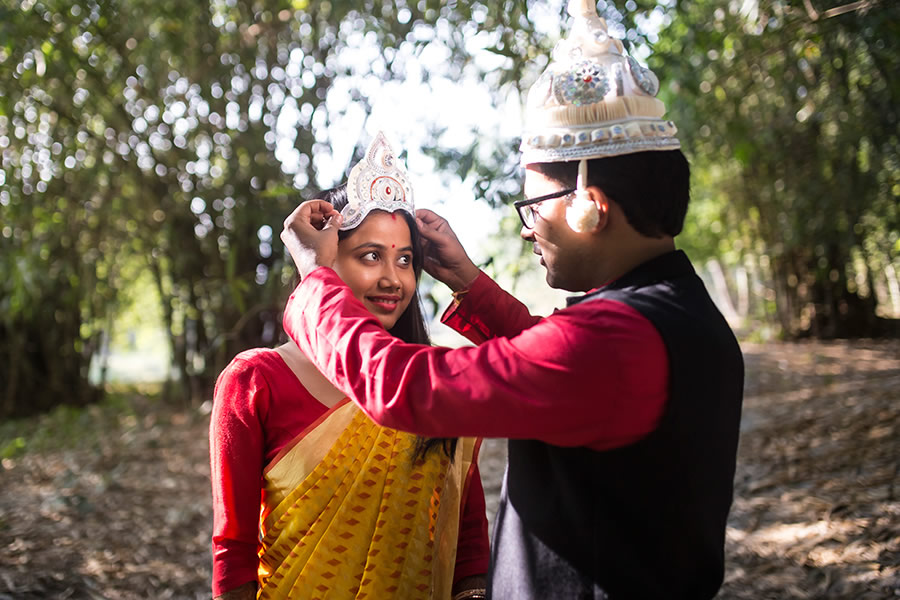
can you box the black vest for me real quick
[488,250,744,599]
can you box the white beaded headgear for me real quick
[519,0,680,166]
[520,0,681,232]
[340,131,414,231]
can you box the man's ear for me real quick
[587,186,610,233]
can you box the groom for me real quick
[280,2,744,598]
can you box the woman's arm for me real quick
[214,581,257,600]
[452,463,490,598]
[209,358,268,597]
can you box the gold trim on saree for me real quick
[258,403,477,599]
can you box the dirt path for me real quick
[721,341,899,599]
[1,340,897,599]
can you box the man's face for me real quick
[520,168,590,291]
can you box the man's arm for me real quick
[279,203,667,449]
[283,267,667,448]
[440,270,544,344]
[415,209,543,341]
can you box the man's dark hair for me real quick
[529,149,691,238]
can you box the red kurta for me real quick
[282,268,669,451]
[209,348,490,597]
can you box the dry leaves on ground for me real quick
[721,340,899,599]
[0,340,897,599]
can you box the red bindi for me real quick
[391,244,395,248]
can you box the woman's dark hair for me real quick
[312,185,457,461]
[529,149,691,238]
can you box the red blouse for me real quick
[209,348,490,597]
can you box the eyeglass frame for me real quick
[513,188,577,229]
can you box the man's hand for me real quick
[415,209,479,292]
[281,200,342,279]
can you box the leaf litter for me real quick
[0,340,897,599]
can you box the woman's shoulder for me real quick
[219,347,294,385]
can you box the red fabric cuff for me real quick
[440,271,498,345]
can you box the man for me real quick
[279,2,743,598]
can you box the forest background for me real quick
[1,0,898,415]
[0,0,898,597]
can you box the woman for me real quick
[209,133,489,600]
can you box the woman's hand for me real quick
[214,581,257,600]
[415,209,479,292]
[281,200,343,279]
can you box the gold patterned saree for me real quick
[257,399,479,600]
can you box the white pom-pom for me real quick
[566,191,599,232]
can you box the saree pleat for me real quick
[257,401,475,600]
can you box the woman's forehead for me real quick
[340,210,412,247]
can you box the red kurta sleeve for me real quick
[283,267,668,451]
[453,462,490,582]
[209,358,268,597]
[441,271,542,344]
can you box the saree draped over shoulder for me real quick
[257,399,479,600]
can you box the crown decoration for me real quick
[341,131,415,231]
[519,0,680,166]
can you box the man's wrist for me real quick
[448,263,480,293]
[296,255,335,280]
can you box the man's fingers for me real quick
[415,208,441,224]
[284,200,340,230]
[322,213,343,231]
[283,203,306,229]
[416,219,446,243]
[304,199,335,215]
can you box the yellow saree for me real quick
[257,399,479,600]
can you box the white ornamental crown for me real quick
[341,132,415,231]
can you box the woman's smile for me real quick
[366,294,404,313]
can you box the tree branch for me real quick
[803,0,877,21]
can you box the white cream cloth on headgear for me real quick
[519,0,680,166]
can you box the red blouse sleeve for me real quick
[453,462,490,583]
[209,358,268,597]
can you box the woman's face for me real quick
[333,210,417,330]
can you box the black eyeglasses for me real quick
[513,188,576,229]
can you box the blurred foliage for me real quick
[1,0,898,418]
[0,384,144,458]
[425,0,900,338]
[0,0,502,417]
[654,0,900,337]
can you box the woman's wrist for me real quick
[452,574,487,600]
[452,589,486,600]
